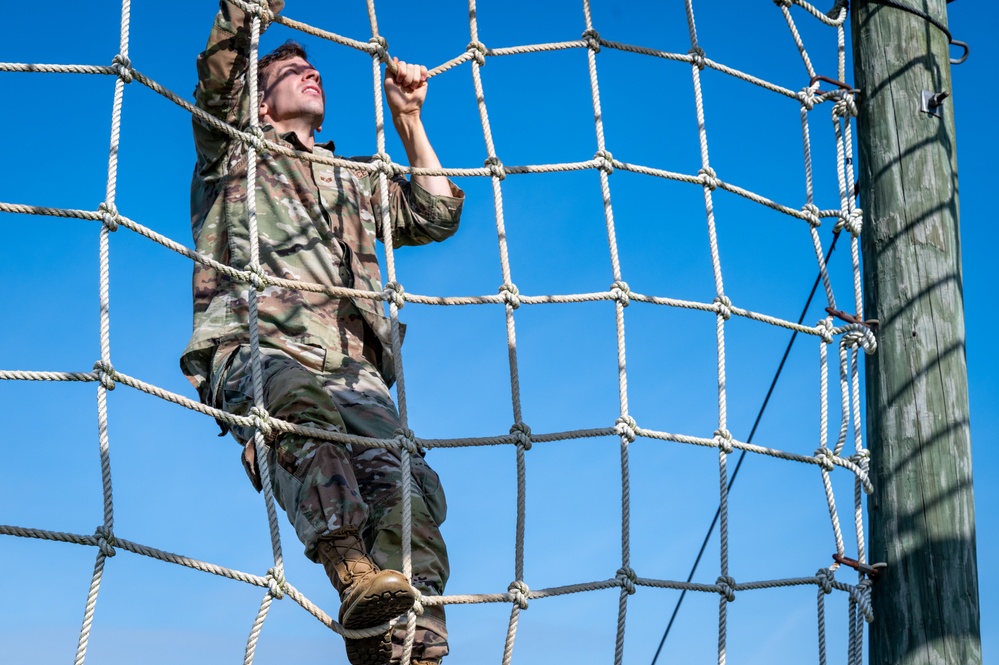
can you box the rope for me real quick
[0,1,876,663]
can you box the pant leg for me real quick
[321,359,451,659]
[212,345,368,561]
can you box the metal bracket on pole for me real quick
[920,90,950,118]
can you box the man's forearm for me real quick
[393,114,452,197]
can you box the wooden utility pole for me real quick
[852,1,980,663]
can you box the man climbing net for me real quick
[182,1,465,662]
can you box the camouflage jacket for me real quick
[181,0,464,398]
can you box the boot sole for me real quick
[342,587,417,629]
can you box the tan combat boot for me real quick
[316,533,417,630]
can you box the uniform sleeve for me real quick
[192,0,285,181]
[368,173,466,248]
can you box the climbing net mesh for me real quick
[0,0,879,663]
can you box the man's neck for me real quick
[266,118,316,151]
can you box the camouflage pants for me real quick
[209,342,449,659]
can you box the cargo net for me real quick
[0,0,878,663]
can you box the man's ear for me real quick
[259,100,269,121]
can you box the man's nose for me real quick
[304,68,320,84]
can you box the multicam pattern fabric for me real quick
[181,0,464,397]
[181,1,462,659]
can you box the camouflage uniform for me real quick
[180,1,463,659]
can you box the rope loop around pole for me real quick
[715,575,737,602]
[714,428,734,454]
[382,281,406,309]
[688,46,707,71]
[97,202,121,232]
[248,405,274,440]
[484,156,506,181]
[698,166,719,191]
[509,422,533,451]
[265,567,286,599]
[615,415,638,443]
[111,54,133,83]
[594,149,615,175]
[610,280,630,307]
[815,567,835,595]
[507,580,530,610]
[616,566,638,595]
[93,360,117,391]
[713,295,732,320]
[813,446,836,471]
[394,428,422,455]
[582,29,602,53]
[832,93,858,119]
[465,41,487,66]
[94,526,116,557]
[499,282,521,309]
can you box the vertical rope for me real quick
[242,6,287,662]
[74,0,132,661]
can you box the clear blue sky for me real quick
[1,1,994,664]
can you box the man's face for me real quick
[259,56,325,131]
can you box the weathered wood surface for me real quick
[852,0,981,663]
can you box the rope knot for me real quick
[594,149,615,174]
[499,282,521,309]
[815,567,835,595]
[248,406,274,439]
[688,46,707,71]
[801,203,821,228]
[466,40,487,66]
[243,263,266,290]
[510,422,533,451]
[582,29,602,53]
[93,360,117,391]
[814,447,836,471]
[245,124,266,153]
[253,0,276,27]
[410,590,425,616]
[610,280,630,306]
[266,567,286,599]
[851,448,871,464]
[797,87,818,111]
[111,54,133,83]
[97,201,120,232]
[716,575,737,602]
[832,94,858,119]
[484,156,506,181]
[94,526,116,557]
[394,428,422,455]
[834,208,863,236]
[698,166,719,191]
[372,151,397,175]
[714,428,734,454]
[816,318,835,344]
[616,566,638,595]
[508,581,530,610]
[713,295,732,320]
[382,281,406,309]
[368,36,389,62]
[615,415,638,443]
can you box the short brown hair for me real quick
[258,40,310,94]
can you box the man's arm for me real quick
[193,0,285,175]
[384,58,452,198]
